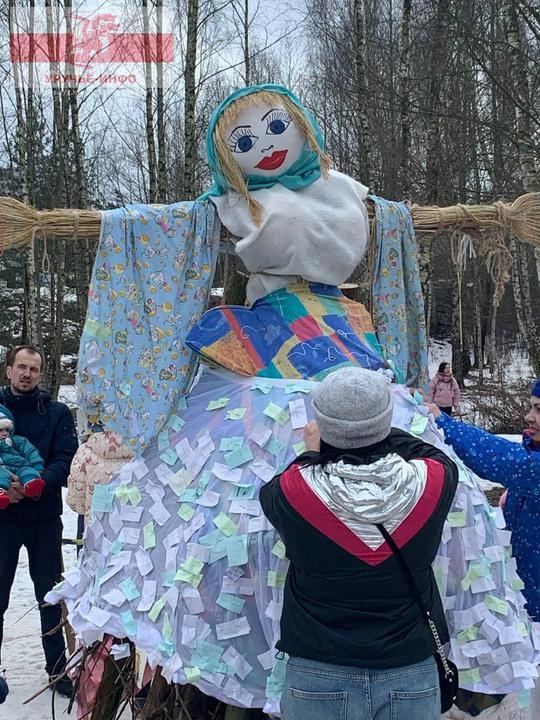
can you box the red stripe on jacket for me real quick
[280,458,445,566]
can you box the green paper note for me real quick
[285,382,311,394]
[459,668,481,685]
[264,402,290,426]
[185,667,201,683]
[158,431,170,451]
[272,540,286,560]
[511,577,525,591]
[226,407,247,421]
[143,521,156,550]
[127,486,142,506]
[267,570,286,588]
[292,441,307,456]
[217,593,245,614]
[115,484,130,503]
[148,596,166,622]
[410,412,429,436]
[251,379,274,394]
[447,511,466,528]
[162,612,173,641]
[213,512,238,537]
[174,569,203,587]
[182,556,205,575]
[178,503,195,521]
[457,626,479,644]
[485,594,509,616]
[207,397,230,411]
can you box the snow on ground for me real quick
[2,492,78,720]
[58,385,78,409]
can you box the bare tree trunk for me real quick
[399,0,412,197]
[156,0,167,202]
[419,0,450,323]
[353,0,374,187]
[182,0,199,195]
[502,0,540,193]
[503,0,540,375]
[143,0,157,202]
[243,0,250,85]
[12,1,42,347]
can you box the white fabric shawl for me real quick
[211,170,370,305]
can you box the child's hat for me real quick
[0,404,14,433]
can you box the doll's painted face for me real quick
[225,102,305,177]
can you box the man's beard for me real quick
[13,383,36,395]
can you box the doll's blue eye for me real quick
[266,110,291,135]
[237,135,254,152]
[268,119,286,134]
[228,127,258,153]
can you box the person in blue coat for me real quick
[0,670,8,704]
[427,378,540,621]
[0,404,45,509]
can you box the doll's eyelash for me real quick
[266,109,290,125]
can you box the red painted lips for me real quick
[256,149,288,170]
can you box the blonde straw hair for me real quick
[213,91,330,225]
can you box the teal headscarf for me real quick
[199,83,325,200]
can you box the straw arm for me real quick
[0,193,538,250]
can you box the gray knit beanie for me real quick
[312,367,393,449]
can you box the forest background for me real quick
[0,0,539,417]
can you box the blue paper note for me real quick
[121,610,137,636]
[266,437,285,457]
[217,592,245,614]
[226,534,248,566]
[225,444,254,469]
[91,485,114,513]
[119,578,141,601]
[220,436,244,452]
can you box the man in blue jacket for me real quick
[0,346,78,698]
[427,378,540,621]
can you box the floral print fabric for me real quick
[77,202,220,451]
[371,196,429,389]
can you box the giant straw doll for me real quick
[52,84,539,718]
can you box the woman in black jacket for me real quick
[260,367,458,720]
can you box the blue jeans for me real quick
[281,655,440,720]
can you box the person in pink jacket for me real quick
[429,362,461,416]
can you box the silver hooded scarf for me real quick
[301,454,428,550]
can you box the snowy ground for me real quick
[1,492,78,720]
